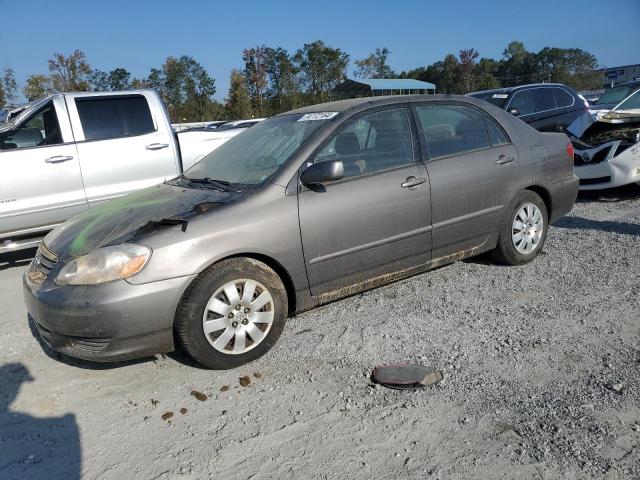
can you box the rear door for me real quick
[66,92,179,207]
[413,102,519,259]
[0,96,87,238]
[298,106,431,296]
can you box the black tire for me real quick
[175,257,288,369]
[491,190,548,266]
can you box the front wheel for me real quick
[491,191,548,266]
[175,258,288,369]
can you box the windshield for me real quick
[594,84,639,106]
[469,91,509,108]
[181,113,335,185]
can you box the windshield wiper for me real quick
[178,175,231,191]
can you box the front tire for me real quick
[491,191,548,266]
[176,258,288,369]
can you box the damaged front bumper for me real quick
[23,257,195,362]
[569,110,640,190]
[574,140,640,190]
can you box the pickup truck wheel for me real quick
[175,258,288,369]
[491,191,548,266]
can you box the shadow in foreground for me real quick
[0,363,81,480]
[554,216,640,236]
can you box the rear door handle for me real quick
[45,155,74,163]
[496,155,515,165]
[401,176,427,188]
[146,143,169,150]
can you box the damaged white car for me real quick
[568,80,640,189]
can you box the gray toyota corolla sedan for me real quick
[24,95,579,369]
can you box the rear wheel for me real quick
[176,258,288,369]
[491,191,548,266]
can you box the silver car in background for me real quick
[24,95,578,369]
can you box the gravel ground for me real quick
[1,186,639,479]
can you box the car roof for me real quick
[281,94,491,117]
[469,83,574,96]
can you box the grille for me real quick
[579,176,611,186]
[27,244,58,284]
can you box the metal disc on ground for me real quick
[372,364,443,390]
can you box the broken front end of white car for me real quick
[569,85,640,190]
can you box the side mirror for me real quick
[508,107,521,116]
[300,161,344,186]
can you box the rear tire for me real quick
[491,191,548,266]
[175,258,288,369]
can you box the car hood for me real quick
[44,182,242,261]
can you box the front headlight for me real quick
[55,244,151,286]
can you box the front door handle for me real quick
[146,143,169,150]
[496,155,515,165]
[45,155,74,163]
[401,176,427,188]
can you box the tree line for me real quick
[0,40,602,122]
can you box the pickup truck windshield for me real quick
[182,113,334,185]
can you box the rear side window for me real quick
[415,105,491,158]
[76,95,155,141]
[485,117,509,146]
[532,89,556,112]
[314,108,413,179]
[553,88,574,108]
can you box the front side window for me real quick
[509,91,534,116]
[313,108,413,179]
[76,95,155,141]
[532,89,556,112]
[0,102,62,151]
[182,113,333,186]
[415,104,491,158]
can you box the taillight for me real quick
[566,142,574,159]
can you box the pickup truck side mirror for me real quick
[301,161,344,187]
[508,107,521,116]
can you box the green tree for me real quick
[2,68,18,103]
[226,69,252,120]
[534,47,599,89]
[354,47,394,79]
[48,50,92,91]
[472,58,500,90]
[294,40,349,102]
[458,49,479,92]
[108,68,132,90]
[90,69,110,91]
[242,46,269,116]
[0,82,4,106]
[497,41,537,85]
[23,74,53,100]
[264,47,300,113]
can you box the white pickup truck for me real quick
[0,90,253,253]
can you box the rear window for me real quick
[76,95,155,141]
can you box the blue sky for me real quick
[1,0,639,100]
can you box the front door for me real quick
[413,103,519,259]
[298,106,432,296]
[0,97,87,238]
[66,92,178,207]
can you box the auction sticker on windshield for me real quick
[298,112,339,121]
[492,94,509,99]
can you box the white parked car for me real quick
[568,80,640,190]
[177,119,265,167]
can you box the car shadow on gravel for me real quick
[0,248,36,271]
[577,184,640,203]
[27,315,157,371]
[554,217,640,236]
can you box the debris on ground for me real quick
[190,390,207,401]
[220,385,229,392]
[253,372,262,379]
[372,364,443,390]
[150,399,159,406]
[239,376,251,387]
[180,408,187,415]
[161,412,174,421]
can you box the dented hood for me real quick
[44,183,241,261]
